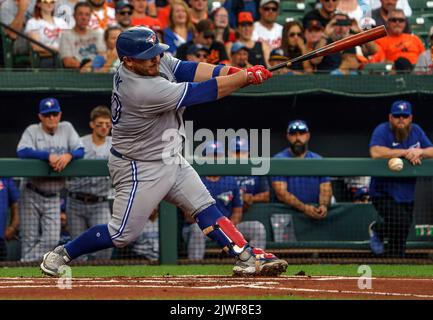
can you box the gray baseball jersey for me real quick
[17,121,83,193]
[67,134,112,196]
[111,54,187,161]
[107,56,215,247]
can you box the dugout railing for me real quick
[1,158,433,265]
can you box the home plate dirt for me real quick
[1,275,433,299]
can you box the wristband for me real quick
[212,64,225,77]
[227,66,242,75]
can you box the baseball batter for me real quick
[17,98,84,262]
[66,106,113,260]
[41,26,288,276]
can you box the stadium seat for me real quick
[0,27,14,68]
[361,63,392,75]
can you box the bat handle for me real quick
[268,61,291,72]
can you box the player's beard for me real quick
[392,123,412,143]
[289,141,307,156]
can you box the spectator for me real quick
[176,19,229,64]
[271,120,332,220]
[16,97,84,262]
[130,0,159,26]
[131,209,159,261]
[24,0,69,68]
[210,7,235,45]
[303,0,340,30]
[371,0,412,17]
[252,0,283,50]
[268,48,290,74]
[224,0,259,29]
[226,12,270,67]
[182,141,266,261]
[59,2,106,70]
[0,178,20,261]
[338,0,363,24]
[186,44,210,62]
[330,47,363,75]
[414,27,433,75]
[55,0,80,28]
[229,137,270,212]
[281,21,311,73]
[163,0,194,55]
[87,0,116,32]
[83,25,122,72]
[371,0,411,34]
[156,0,173,29]
[114,0,133,30]
[66,105,113,260]
[369,100,433,258]
[353,187,370,204]
[188,0,208,25]
[230,42,252,68]
[370,9,424,65]
[303,19,324,73]
[0,0,36,55]
[391,57,413,74]
[315,13,376,72]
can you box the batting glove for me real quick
[245,65,273,85]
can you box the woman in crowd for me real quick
[210,6,235,45]
[25,0,69,68]
[163,0,194,55]
[280,21,312,74]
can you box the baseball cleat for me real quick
[233,247,288,277]
[40,245,71,277]
[369,221,385,255]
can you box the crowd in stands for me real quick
[1,0,433,74]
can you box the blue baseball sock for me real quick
[64,224,114,260]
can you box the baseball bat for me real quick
[268,25,388,72]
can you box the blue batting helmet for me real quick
[116,26,169,60]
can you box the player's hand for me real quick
[405,148,423,165]
[303,204,324,220]
[4,226,17,240]
[316,205,328,218]
[245,65,273,85]
[48,153,59,168]
[53,153,73,172]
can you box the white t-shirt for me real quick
[370,0,412,17]
[24,17,69,50]
[88,6,116,32]
[252,21,283,50]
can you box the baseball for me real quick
[388,158,404,171]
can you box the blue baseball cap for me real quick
[391,100,412,116]
[231,42,249,54]
[354,187,369,200]
[39,97,61,114]
[229,137,249,152]
[203,141,225,156]
[287,120,309,134]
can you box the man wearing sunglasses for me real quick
[252,0,283,50]
[272,120,332,220]
[369,100,433,258]
[371,0,411,34]
[371,9,424,65]
[114,0,133,30]
[16,97,84,262]
[186,44,210,62]
[303,0,340,32]
[66,106,113,261]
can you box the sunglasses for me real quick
[263,6,278,12]
[388,18,406,23]
[118,10,132,16]
[195,53,208,58]
[289,32,302,37]
[42,112,59,118]
[323,0,338,2]
[288,123,308,134]
[239,22,253,27]
[392,114,410,119]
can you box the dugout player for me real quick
[66,106,113,260]
[182,141,267,260]
[369,100,433,258]
[17,98,84,262]
[41,26,288,276]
